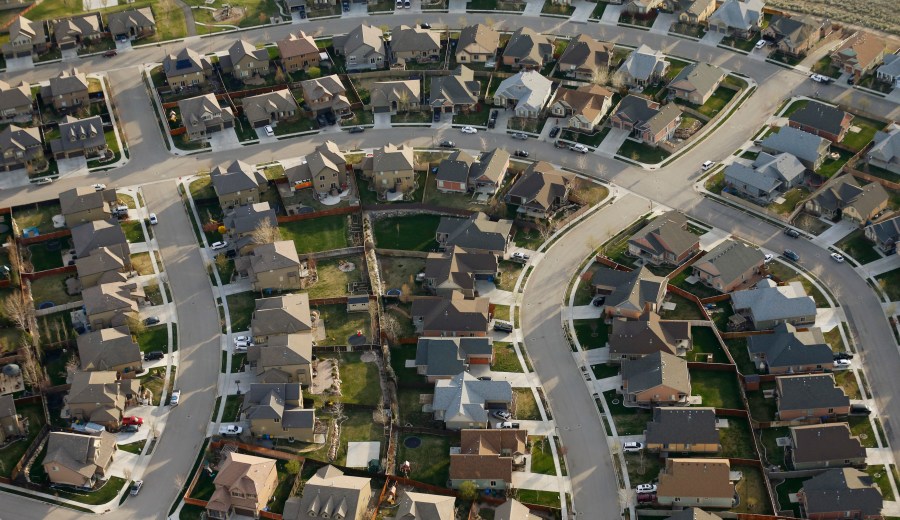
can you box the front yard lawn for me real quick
[492,342,524,373]
[835,230,880,264]
[0,403,45,478]
[617,139,671,164]
[690,369,743,409]
[876,267,900,300]
[603,389,652,435]
[590,2,607,18]
[497,260,524,292]
[866,465,895,501]
[542,0,574,15]
[189,176,216,200]
[226,292,256,333]
[321,352,382,406]
[592,363,619,380]
[530,436,557,475]
[396,434,450,487]
[515,489,560,508]
[572,319,608,350]
[56,476,127,505]
[833,369,861,400]
[122,221,145,243]
[272,115,318,135]
[624,451,662,485]
[372,215,442,251]
[849,416,878,448]
[136,324,169,353]
[767,186,811,216]
[561,126,612,147]
[811,55,841,79]
[280,215,350,254]
[314,303,372,346]
[492,304,510,322]
[452,104,491,127]
[513,388,541,420]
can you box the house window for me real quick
[490,481,496,487]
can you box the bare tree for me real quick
[591,67,610,86]
[4,236,20,285]
[126,313,147,336]
[251,219,282,245]
[2,292,34,333]
[215,254,231,282]
[610,71,626,91]
[20,340,49,393]
[484,16,495,28]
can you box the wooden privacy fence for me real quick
[276,205,359,222]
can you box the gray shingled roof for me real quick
[709,0,763,30]
[506,161,573,212]
[163,47,211,77]
[436,150,476,184]
[390,25,440,53]
[725,162,782,194]
[866,215,900,248]
[223,202,277,236]
[50,115,106,156]
[869,124,900,164]
[71,218,127,258]
[622,351,690,396]
[430,66,480,108]
[592,266,667,314]
[618,45,667,82]
[210,160,266,196]
[692,239,764,288]
[432,372,513,423]
[628,211,697,259]
[411,292,490,333]
[645,407,718,445]
[335,23,385,58]
[791,424,865,465]
[415,337,492,378]
[503,27,552,65]
[812,176,888,218]
[747,323,832,370]
[436,212,513,253]
[669,62,725,98]
[789,100,850,137]
[777,373,848,411]
[801,468,883,517]
[557,34,613,76]
[242,90,298,124]
[731,279,816,325]
[107,7,155,36]
[0,81,32,112]
[456,24,499,57]
[76,326,141,371]
[251,293,313,337]
[759,126,829,166]
[608,312,691,357]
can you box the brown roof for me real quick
[251,293,313,337]
[832,31,887,71]
[277,30,318,58]
[213,452,277,497]
[450,429,527,482]
[608,311,691,357]
[44,430,116,479]
[657,458,733,499]
[553,84,612,123]
[411,291,490,333]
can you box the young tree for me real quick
[126,313,147,336]
[457,480,478,501]
[307,66,322,79]
[284,459,301,475]
[215,253,231,282]
[251,219,282,245]
[591,67,610,86]
[2,292,34,333]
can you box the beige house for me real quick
[285,465,372,520]
[107,8,156,41]
[549,84,613,132]
[0,80,34,122]
[250,293,314,344]
[222,40,271,81]
[45,68,89,112]
[0,395,25,444]
[300,74,351,117]
[52,13,103,50]
[278,31,320,73]
[59,186,116,227]
[71,218,130,263]
[2,16,48,59]
[206,452,279,520]
[163,47,213,88]
[43,431,117,488]
[456,24,500,64]
[242,90,299,128]
[359,143,416,197]
[505,161,574,219]
[244,383,315,442]
[248,333,313,385]
[656,458,735,508]
[557,34,613,82]
[502,27,552,70]
[390,25,441,66]
[49,115,108,160]
[83,280,144,330]
[393,491,455,520]
[332,24,386,72]
[0,125,44,173]
[370,80,421,113]
[223,202,278,253]
[620,351,690,407]
[77,326,142,375]
[76,247,129,288]
[831,31,887,80]
[177,93,235,142]
[236,240,303,292]
[210,160,267,210]
[285,140,348,197]
[64,371,140,428]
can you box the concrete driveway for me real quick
[374,112,392,129]
[56,157,89,177]
[650,12,675,34]
[700,30,726,47]
[600,3,623,23]
[208,130,242,152]
[594,128,630,156]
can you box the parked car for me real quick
[349,126,365,134]
[701,160,715,171]
[833,359,852,370]
[849,403,872,416]
[36,177,53,185]
[342,0,350,10]
[460,126,477,134]
[143,316,160,326]
[847,76,855,85]
[549,126,560,138]
[492,410,512,420]
[834,352,855,361]
[764,253,774,263]
[487,118,495,129]
[623,441,643,452]
[122,416,143,426]
[225,249,237,259]
[439,140,455,148]
[477,376,492,381]
[404,0,410,7]
[144,351,165,361]
[636,483,657,493]
[554,140,567,149]
[514,150,529,157]
[169,389,181,406]
[493,320,514,333]
[511,252,530,261]
[497,421,520,429]
[755,40,767,49]
[316,113,328,127]
[264,125,274,137]
[211,241,228,250]
[511,132,528,140]
[784,228,800,238]
[121,424,140,433]
[783,249,800,261]
[234,335,253,348]
[636,493,655,503]
[810,74,832,84]
[592,296,606,307]
[396,0,403,6]
[149,213,158,225]
[103,50,117,58]
[830,252,845,263]
[569,143,589,154]
[92,183,106,191]
[130,480,143,496]
[490,109,499,120]
[420,23,431,29]
[325,112,337,125]
[219,425,243,436]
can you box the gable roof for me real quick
[495,70,553,113]
[411,292,490,333]
[213,452,277,500]
[507,161,574,212]
[622,351,690,396]
[390,25,441,53]
[71,218,128,258]
[867,214,900,247]
[369,142,415,171]
[558,34,613,76]
[812,175,889,218]
[242,89,298,123]
[457,24,500,57]
[0,125,41,157]
[666,508,724,520]
[619,45,668,82]
[223,202,278,237]
[877,54,900,78]
[436,212,513,253]
[592,266,667,314]
[211,160,266,196]
[692,239,764,286]
[51,115,106,155]
[7,16,45,43]
[709,0,763,30]
[767,15,815,47]
[608,311,691,357]
[178,93,234,134]
[747,323,832,369]
[76,247,126,280]
[424,245,497,293]
[277,31,318,59]
[450,428,527,482]
[59,186,111,217]
[292,465,370,520]
[415,336,493,378]
[370,80,421,108]
[336,23,385,57]
[832,31,887,71]
[76,326,141,371]
[789,100,850,136]
[725,152,806,193]
[791,423,865,464]
[669,62,725,97]
[731,278,816,324]
[628,211,698,259]
[495,499,540,520]
[433,372,512,423]
[82,280,143,317]
[251,293,313,337]
[395,491,455,520]
[801,468,883,516]
[657,458,733,499]
[0,80,32,112]
[53,14,102,39]
[869,124,900,163]
[436,149,476,184]
[760,126,829,165]
[503,27,552,64]
[107,8,155,35]
[777,373,849,411]
[645,407,718,446]
[44,430,117,479]
[248,240,301,273]
[552,84,613,123]
[430,66,480,108]
[163,47,211,77]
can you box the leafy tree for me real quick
[307,66,322,79]
[284,459,301,475]
[458,480,478,501]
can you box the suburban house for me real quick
[556,34,613,82]
[42,430,117,488]
[359,143,416,197]
[394,491,455,520]
[831,31,887,79]
[435,149,476,193]
[52,13,103,50]
[776,373,850,421]
[76,247,128,288]
[549,84,614,132]
[759,126,830,170]
[2,16,48,59]
[788,100,853,143]
[0,125,44,173]
[76,326,142,375]
[805,175,889,224]
[621,351,690,407]
[0,80,34,122]
[221,40,271,81]
[390,25,441,66]
[592,266,667,319]
[247,333,313,385]
[333,24,386,71]
[868,124,900,175]
[0,364,23,396]
[762,15,825,57]
[162,47,213,88]
[423,246,498,298]
[414,337,493,382]
[666,0,717,24]
[0,395,25,444]
[64,370,140,428]
[708,0,764,39]
[665,509,724,520]
[790,424,866,470]
[210,159,267,210]
[71,218,129,260]
[609,95,682,145]
[411,291,490,337]
[244,383,316,442]
[234,240,303,292]
[627,210,700,266]
[876,54,900,87]
[656,458,735,508]
[746,323,833,374]
[667,62,726,105]
[177,93,235,142]
[49,115,108,160]
[608,311,692,362]
[505,161,574,219]
[731,279,817,330]
[370,80,421,113]
[468,148,511,195]
[206,452,279,520]
[723,152,806,204]
[277,31,320,73]
[250,293,314,344]
[449,429,527,490]
[435,212,513,255]
[495,499,540,520]
[691,239,764,293]
[301,75,352,118]
[432,372,512,429]
[285,465,371,520]
[223,202,279,252]
[644,407,719,453]
[82,280,145,329]
[60,186,116,227]
[865,214,900,255]
[618,45,669,87]
[455,24,500,64]
[493,70,553,119]
[242,90,299,128]
[798,468,884,520]
[502,27,552,70]
[47,69,89,113]
[286,140,348,198]
[107,8,156,41]
[430,66,481,116]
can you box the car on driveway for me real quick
[511,132,528,140]
[623,441,643,452]
[349,126,365,133]
[264,125,274,137]
[493,320,514,332]
[149,213,158,225]
[122,416,143,426]
[849,403,871,416]
[439,140,455,148]
[549,126,560,138]
[592,296,606,307]
[755,39,767,49]
[211,241,228,251]
[169,389,181,406]
[511,252,530,261]
[460,126,477,134]
[514,150,529,157]
[833,359,852,370]
[420,22,431,29]
[92,183,106,191]
[783,249,800,261]
[130,480,143,496]
[342,0,350,10]
[492,410,512,420]
[834,352,854,361]
[143,316,160,326]
[831,252,845,262]
[144,351,164,361]
[636,483,657,493]
[569,143,589,154]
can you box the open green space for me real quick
[314,303,372,346]
[690,369,743,409]
[617,139,671,164]
[689,87,737,118]
[841,116,885,152]
[280,215,351,254]
[226,291,256,333]
[530,436,557,475]
[669,270,721,300]
[572,319,608,350]
[320,352,381,406]
[308,255,367,299]
[492,342,524,373]
[658,293,705,320]
[396,434,451,487]
[373,214,442,251]
[27,1,187,43]
[603,389,652,436]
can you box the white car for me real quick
[460,126,477,134]
[764,253,774,263]
[92,183,107,191]
[569,143,589,154]
[701,160,715,171]
[755,39,767,49]
[833,359,852,370]
[511,252,530,261]
[831,253,845,263]
[636,483,657,493]
[810,74,832,84]
[149,213,158,225]
[169,389,181,406]
[36,177,53,185]
[210,241,228,251]
[264,125,274,137]
[623,441,643,452]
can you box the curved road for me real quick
[0,12,896,520]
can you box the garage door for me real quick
[252,120,268,128]
[373,106,391,113]
[207,124,222,133]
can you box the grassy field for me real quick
[876,267,900,300]
[492,342,524,373]
[308,256,367,299]
[602,390,652,436]
[835,229,881,264]
[719,416,757,459]
[841,116,886,152]
[396,434,451,487]
[513,388,541,420]
[321,352,382,406]
[280,215,350,254]
[314,303,372,346]
[372,215,442,251]
[690,369,744,409]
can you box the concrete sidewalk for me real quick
[512,471,564,491]
[811,219,855,247]
[856,254,899,278]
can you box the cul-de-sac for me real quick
[0,0,898,519]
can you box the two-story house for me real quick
[242,89,299,129]
[333,24,386,71]
[277,31,320,73]
[59,185,116,227]
[0,80,34,122]
[43,430,117,488]
[449,429,527,490]
[177,93,235,141]
[64,371,140,428]
[235,240,303,292]
[390,25,441,66]
[411,291,490,337]
[609,95,682,145]
[0,125,44,173]
[359,143,416,197]
[435,212,513,256]
[285,466,371,520]
[244,383,316,442]
[455,24,499,64]
[502,27,552,70]
[221,40,271,81]
[206,452,279,520]
[415,337,493,382]
[505,161,574,219]
[210,159,268,210]
[2,16,48,59]
[162,47,213,88]
[45,68,89,112]
[300,74,351,118]
[107,8,156,41]
[621,351,691,407]
[627,211,700,266]
[691,239,764,293]
[76,326,142,375]
[285,140,348,198]
[557,34,613,82]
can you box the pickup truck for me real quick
[219,425,243,436]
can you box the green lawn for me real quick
[189,176,216,200]
[530,436,557,475]
[493,304,511,322]
[781,98,809,117]
[669,270,722,300]
[833,369,861,400]
[516,489,560,508]
[591,363,619,380]
[690,369,743,409]
[759,427,790,468]
[562,126,613,147]
[724,338,756,375]
[746,383,777,423]
[320,352,381,406]
[876,267,900,300]
[280,215,350,254]
[186,0,280,29]
[396,434,451,487]
[841,116,885,152]
[372,215,442,251]
[379,256,427,296]
[226,291,256,333]
[121,221,145,243]
[118,440,147,455]
[222,394,243,422]
[719,416,757,459]
[55,476,128,505]
[665,59,691,81]
[27,241,65,271]
[513,388,541,420]
[617,139,671,164]
[13,202,62,235]
[811,55,841,78]
[497,260,524,292]
[835,230,880,264]
[0,403,45,478]
[27,1,187,43]
[690,326,728,363]
[692,87,737,118]
[624,452,663,485]
[658,293,705,320]
[849,416,878,448]
[768,186,811,216]
[397,388,435,428]
[308,255,367,299]
[603,389,652,436]
[315,303,372,346]
[867,465,895,501]
[542,0,574,15]
[815,148,853,179]
[774,476,805,517]
[389,344,420,386]
[452,104,491,127]
[492,342,524,373]
[30,273,80,307]
[136,324,169,353]
[572,319,608,350]
[590,2,607,18]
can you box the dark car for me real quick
[490,109,499,120]
[487,118,496,129]
[834,352,855,361]
[637,493,655,503]
[325,111,337,125]
[225,249,237,258]
[549,126,560,138]
[849,403,872,416]
[144,316,161,326]
[439,140,455,148]
[144,351,165,361]
[433,111,441,122]
[592,296,606,307]
[784,228,801,238]
[348,126,365,134]
[514,150,529,157]
[420,22,431,29]
[342,0,350,10]
[103,50,117,58]
[783,249,800,261]
[316,113,328,127]
[847,76,855,85]
[554,140,567,149]
[122,424,140,433]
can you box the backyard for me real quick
[314,303,373,346]
[307,256,367,299]
[841,116,885,152]
[689,369,744,409]
[280,215,351,254]
[372,215,442,251]
[13,202,62,235]
[379,256,427,295]
[690,326,728,363]
[0,403,45,478]
[396,434,451,487]
[658,293,705,320]
[30,273,81,307]
[718,416,757,459]
[320,352,382,406]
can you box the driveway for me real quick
[56,157,89,177]
[208,130,242,152]
[4,56,34,71]
[523,0,545,15]
[700,30,726,47]
[569,0,594,23]
[594,127,630,156]
[650,12,675,34]
[600,3,623,23]
[374,112,392,129]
